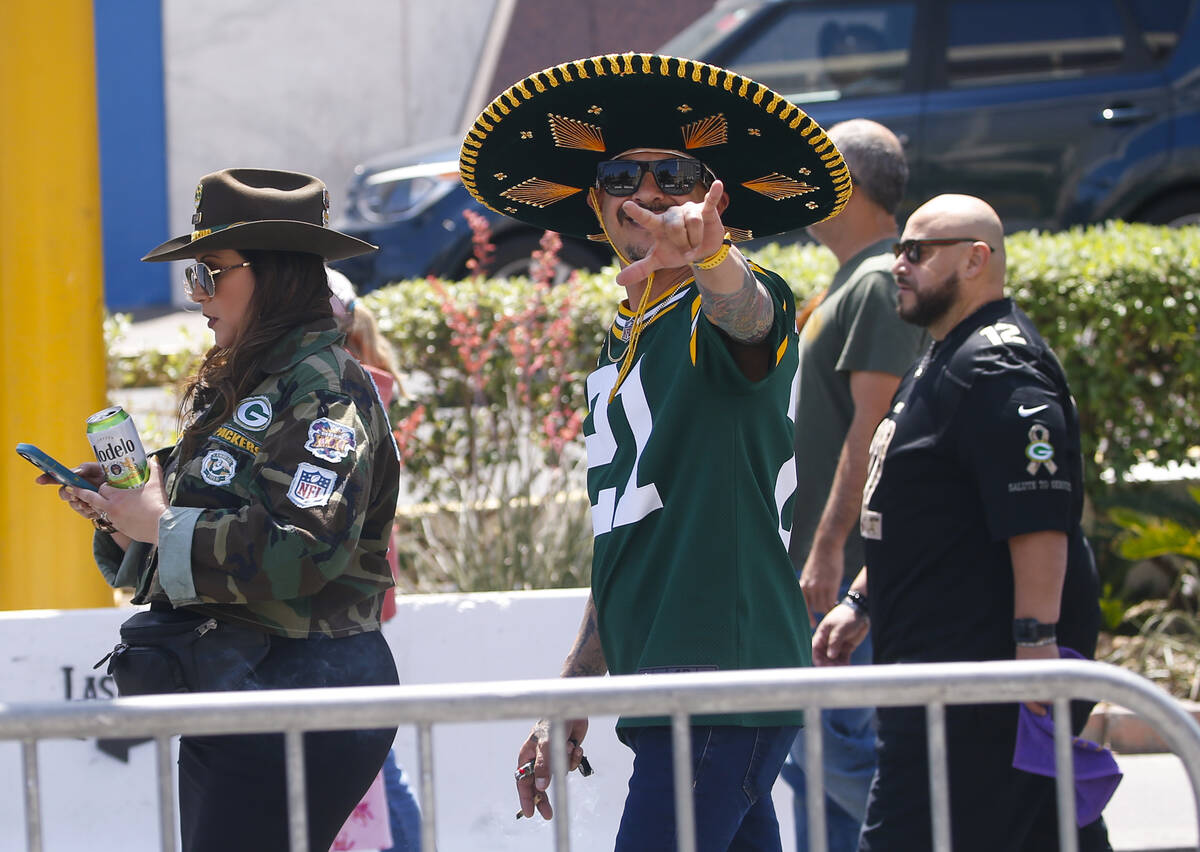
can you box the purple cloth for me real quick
[1011,648,1123,825]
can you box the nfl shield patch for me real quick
[287,462,338,508]
[304,417,356,463]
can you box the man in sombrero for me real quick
[461,53,851,850]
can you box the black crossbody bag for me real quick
[95,605,271,696]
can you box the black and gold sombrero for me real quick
[460,53,851,242]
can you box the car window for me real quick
[716,3,917,103]
[1127,0,1195,63]
[944,0,1125,88]
[659,2,767,60]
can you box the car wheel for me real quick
[485,233,611,282]
[1137,191,1200,227]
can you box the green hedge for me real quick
[110,221,1200,486]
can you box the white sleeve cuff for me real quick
[157,506,203,604]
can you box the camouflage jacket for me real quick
[95,320,401,637]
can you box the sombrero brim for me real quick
[141,220,377,263]
[460,53,851,241]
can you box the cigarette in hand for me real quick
[515,794,542,819]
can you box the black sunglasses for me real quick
[892,238,992,265]
[183,260,252,299]
[595,158,715,197]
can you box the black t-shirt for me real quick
[861,299,1099,664]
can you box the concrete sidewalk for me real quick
[1105,753,1197,851]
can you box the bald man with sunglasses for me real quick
[814,194,1110,851]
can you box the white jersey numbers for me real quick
[978,322,1027,347]
[586,360,664,537]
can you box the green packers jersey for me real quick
[584,265,811,728]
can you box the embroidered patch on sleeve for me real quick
[200,449,237,486]
[234,396,273,432]
[287,463,338,508]
[304,417,357,463]
[213,424,262,455]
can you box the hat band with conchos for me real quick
[142,167,377,263]
[460,53,851,242]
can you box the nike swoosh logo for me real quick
[1018,404,1049,417]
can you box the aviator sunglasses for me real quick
[595,158,715,197]
[892,238,992,265]
[183,261,252,299]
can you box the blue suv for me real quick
[333,0,1200,292]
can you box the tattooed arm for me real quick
[560,593,607,677]
[516,594,605,820]
[694,250,775,345]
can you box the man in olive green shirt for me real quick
[783,119,926,852]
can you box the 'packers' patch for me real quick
[234,396,273,432]
[200,449,237,486]
[214,424,262,455]
[304,417,356,463]
[287,462,338,508]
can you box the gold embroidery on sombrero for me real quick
[742,173,818,200]
[588,105,602,115]
[725,226,753,242]
[682,114,728,149]
[548,114,606,151]
[501,178,583,207]
[678,104,693,113]
[806,201,819,210]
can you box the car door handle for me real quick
[1094,105,1153,125]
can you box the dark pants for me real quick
[178,629,399,852]
[859,703,1112,852]
[614,725,798,852]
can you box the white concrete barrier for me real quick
[0,591,797,851]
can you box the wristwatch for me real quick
[1012,618,1057,647]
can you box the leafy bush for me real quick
[105,222,1200,590]
[1101,486,1200,699]
[1006,224,1200,484]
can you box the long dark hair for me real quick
[178,250,332,458]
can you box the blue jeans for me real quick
[381,749,423,852]
[781,607,876,852]
[615,725,798,852]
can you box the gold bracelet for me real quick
[692,236,734,271]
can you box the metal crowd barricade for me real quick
[1,659,1199,852]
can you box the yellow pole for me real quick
[0,0,115,608]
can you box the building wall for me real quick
[0,590,799,851]
[159,0,496,258]
[487,0,715,103]
[95,0,716,308]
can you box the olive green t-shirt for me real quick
[788,240,928,584]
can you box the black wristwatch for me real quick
[841,589,868,617]
[1012,618,1057,647]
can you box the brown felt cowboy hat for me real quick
[141,168,377,263]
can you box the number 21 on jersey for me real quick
[585,360,663,537]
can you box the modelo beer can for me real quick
[86,406,149,488]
